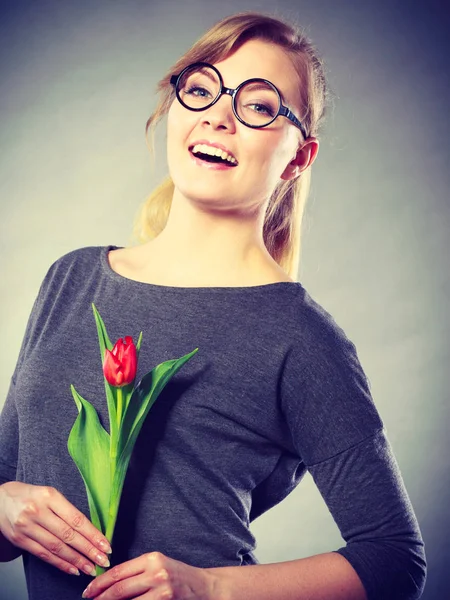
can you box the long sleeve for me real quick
[0,261,57,486]
[0,380,19,485]
[280,298,427,600]
[310,429,426,600]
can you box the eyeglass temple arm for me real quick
[279,106,307,140]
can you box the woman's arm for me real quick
[209,552,367,600]
[81,550,367,600]
[278,325,427,600]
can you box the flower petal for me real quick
[121,342,137,385]
[103,349,122,386]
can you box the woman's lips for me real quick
[189,150,237,171]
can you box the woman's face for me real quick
[167,39,309,215]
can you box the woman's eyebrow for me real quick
[243,81,288,105]
[198,67,217,82]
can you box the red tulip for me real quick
[103,336,137,387]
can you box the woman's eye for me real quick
[184,85,212,98]
[249,103,275,116]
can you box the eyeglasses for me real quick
[170,62,307,139]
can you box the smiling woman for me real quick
[0,10,426,600]
[131,13,327,285]
[159,38,319,267]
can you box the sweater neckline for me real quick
[101,245,302,294]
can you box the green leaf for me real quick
[92,303,113,354]
[132,332,143,398]
[101,348,198,545]
[92,303,118,440]
[118,347,199,461]
[67,385,111,535]
[136,331,143,354]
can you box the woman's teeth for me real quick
[191,144,237,165]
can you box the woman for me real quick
[0,11,426,600]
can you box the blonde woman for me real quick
[0,12,426,600]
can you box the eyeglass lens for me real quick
[177,65,280,127]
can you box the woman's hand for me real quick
[0,481,111,576]
[81,551,219,600]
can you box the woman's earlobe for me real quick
[280,161,301,181]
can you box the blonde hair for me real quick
[133,11,331,279]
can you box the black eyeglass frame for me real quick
[170,62,307,140]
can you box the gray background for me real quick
[1,0,448,598]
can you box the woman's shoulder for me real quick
[45,245,116,276]
[287,285,356,356]
[38,245,116,294]
[51,245,113,268]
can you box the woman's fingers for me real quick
[45,489,111,566]
[0,482,110,575]
[94,575,174,600]
[84,569,173,600]
[87,572,158,599]
[46,486,111,555]
[83,553,172,599]
[11,529,89,576]
[16,511,102,575]
[41,510,109,572]
[83,552,217,600]
[84,557,146,597]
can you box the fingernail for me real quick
[69,567,80,576]
[97,553,110,567]
[83,564,96,576]
[99,540,112,554]
[81,584,91,598]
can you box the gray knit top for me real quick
[0,246,426,599]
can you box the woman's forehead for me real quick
[213,39,301,108]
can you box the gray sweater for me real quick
[0,246,426,600]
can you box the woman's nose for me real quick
[200,94,236,130]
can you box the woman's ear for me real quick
[280,137,319,181]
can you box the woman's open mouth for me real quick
[189,145,238,170]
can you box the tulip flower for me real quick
[103,336,138,431]
[68,303,198,575]
[103,336,137,387]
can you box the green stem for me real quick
[105,495,120,542]
[109,387,123,504]
[109,439,117,501]
[116,387,123,428]
[104,387,124,568]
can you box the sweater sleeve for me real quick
[0,380,19,485]
[0,260,58,486]
[310,429,427,600]
[280,307,427,600]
